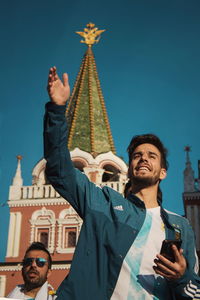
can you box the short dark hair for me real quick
[24,242,52,269]
[127,133,169,170]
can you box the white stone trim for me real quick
[0,265,22,272]
[61,225,78,254]
[12,158,23,187]
[8,179,126,206]
[97,153,128,174]
[56,209,82,253]
[56,225,78,254]
[0,263,70,272]
[30,207,56,253]
[32,159,46,185]
[31,207,55,221]
[70,148,96,164]
[0,275,6,297]
[57,248,75,254]
[32,159,46,175]
[14,213,22,257]
[51,264,71,270]
[6,212,22,258]
[8,198,67,208]
[9,186,22,201]
[59,207,77,218]
[71,148,128,173]
[6,213,15,257]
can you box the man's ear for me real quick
[159,168,167,180]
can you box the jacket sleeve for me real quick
[169,221,200,299]
[43,102,106,219]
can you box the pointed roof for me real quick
[12,155,23,186]
[66,23,116,157]
[183,145,195,192]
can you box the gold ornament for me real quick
[76,23,105,46]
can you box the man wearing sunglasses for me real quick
[7,242,56,300]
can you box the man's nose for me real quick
[140,153,148,161]
[30,259,37,267]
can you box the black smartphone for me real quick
[160,239,182,262]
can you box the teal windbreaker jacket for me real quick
[44,102,200,300]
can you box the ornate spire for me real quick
[12,155,23,186]
[183,146,195,192]
[76,23,105,47]
[66,24,116,157]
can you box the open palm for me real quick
[47,66,70,105]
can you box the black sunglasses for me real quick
[22,257,48,268]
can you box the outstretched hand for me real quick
[47,66,70,105]
[153,245,187,280]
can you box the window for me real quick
[38,228,49,248]
[68,231,76,247]
[30,208,55,253]
[73,161,85,172]
[57,208,81,253]
[102,165,120,182]
[65,228,77,248]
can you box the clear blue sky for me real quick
[0,0,200,261]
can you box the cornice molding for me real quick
[8,198,67,208]
[52,264,71,270]
[0,263,70,272]
[0,265,22,272]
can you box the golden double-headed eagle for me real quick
[76,23,105,46]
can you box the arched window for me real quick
[57,208,81,254]
[72,161,85,172]
[102,165,120,182]
[30,208,55,253]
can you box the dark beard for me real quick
[22,267,46,291]
[130,174,160,194]
[131,175,160,187]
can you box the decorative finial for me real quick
[17,155,22,160]
[184,146,191,153]
[184,145,191,163]
[76,23,105,47]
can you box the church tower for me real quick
[183,146,200,258]
[67,23,127,187]
[0,23,128,296]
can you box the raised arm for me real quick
[44,67,106,218]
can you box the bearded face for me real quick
[129,143,166,188]
[22,250,51,291]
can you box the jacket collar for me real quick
[127,192,175,231]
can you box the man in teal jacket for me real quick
[44,66,200,299]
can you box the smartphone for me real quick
[160,239,182,262]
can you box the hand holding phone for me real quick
[160,239,182,262]
[154,239,186,280]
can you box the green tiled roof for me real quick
[66,46,116,156]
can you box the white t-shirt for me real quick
[7,282,56,300]
[111,206,170,300]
